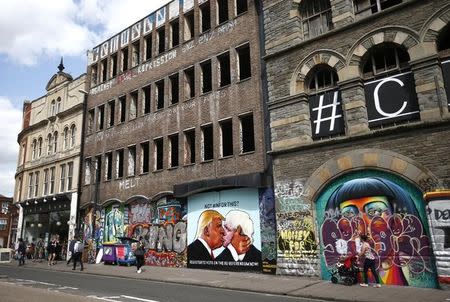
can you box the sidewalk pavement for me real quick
[2,260,449,302]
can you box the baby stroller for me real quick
[330,254,359,286]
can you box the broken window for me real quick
[184,66,195,99]
[307,64,339,92]
[237,44,251,80]
[170,73,179,104]
[121,46,129,71]
[88,109,95,133]
[105,152,112,181]
[95,155,102,183]
[116,149,124,178]
[110,53,118,78]
[140,141,149,174]
[171,19,180,48]
[200,59,212,93]
[184,11,195,41]
[169,134,179,168]
[217,0,229,24]
[119,95,126,123]
[362,43,410,78]
[240,113,255,153]
[200,1,211,33]
[145,34,152,61]
[156,79,165,110]
[157,27,166,54]
[300,0,332,39]
[218,52,231,87]
[91,65,98,85]
[101,58,107,82]
[108,100,115,127]
[154,137,164,171]
[142,84,151,114]
[130,90,138,120]
[128,145,136,176]
[132,40,140,67]
[220,119,233,157]
[354,0,402,17]
[236,0,248,15]
[184,129,196,165]
[97,104,105,131]
[84,159,91,185]
[201,124,214,161]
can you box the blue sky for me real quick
[0,0,171,197]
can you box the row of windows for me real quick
[27,163,74,199]
[299,0,403,39]
[88,44,251,133]
[30,125,77,160]
[49,98,62,117]
[84,113,255,184]
[91,0,248,86]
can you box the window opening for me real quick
[119,96,127,123]
[217,0,229,24]
[116,149,124,178]
[145,34,153,61]
[142,85,151,114]
[141,142,149,174]
[307,64,339,92]
[184,66,195,99]
[240,114,255,153]
[95,155,102,183]
[184,129,196,165]
[218,52,231,87]
[200,2,211,33]
[132,40,140,67]
[121,47,129,71]
[169,134,179,168]
[98,104,105,131]
[101,59,107,82]
[170,73,179,104]
[201,60,212,93]
[158,27,166,54]
[220,119,233,157]
[300,0,332,39]
[156,80,165,109]
[354,0,402,16]
[130,90,138,120]
[60,164,66,193]
[67,162,73,190]
[111,53,118,78]
[88,109,95,133]
[362,43,410,78]
[105,152,112,181]
[236,0,248,15]
[128,146,136,176]
[108,100,115,127]
[201,124,214,161]
[237,44,251,80]
[171,19,180,48]
[91,65,98,86]
[184,11,195,41]
[154,138,164,170]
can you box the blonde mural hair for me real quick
[196,210,224,238]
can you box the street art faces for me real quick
[187,188,262,271]
[317,172,438,288]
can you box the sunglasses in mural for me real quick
[320,176,437,287]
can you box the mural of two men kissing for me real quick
[317,171,438,288]
[187,188,262,271]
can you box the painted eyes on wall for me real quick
[341,205,358,218]
[364,201,391,219]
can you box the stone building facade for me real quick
[81,0,276,272]
[14,62,86,255]
[263,0,450,288]
[0,195,15,249]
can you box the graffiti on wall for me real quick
[187,188,262,271]
[127,200,187,267]
[275,180,318,276]
[104,205,125,243]
[316,171,438,288]
[425,190,450,284]
[259,188,277,274]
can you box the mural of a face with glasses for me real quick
[318,172,438,288]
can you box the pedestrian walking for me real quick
[358,234,381,288]
[134,237,146,274]
[67,237,77,265]
[72,236,84,271]
[17,238,26,266]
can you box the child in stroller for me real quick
[330,254,359,286]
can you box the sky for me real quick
[0,0,171,197]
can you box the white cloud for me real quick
[0,0,171,65]
[0,97,22,197]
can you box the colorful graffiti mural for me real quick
[259,188,277,274]
[425,190,450,287]
[316,170,438,288]
[104,205,125,243]
[187,188,262,271]
[275,180,319,276]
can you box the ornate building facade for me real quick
[263,0,450,288]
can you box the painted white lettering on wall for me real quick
[182,19,237,54]
[118,177,141,191]
[90,50,177,95]
[275,180,310,213]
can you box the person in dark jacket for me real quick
[134,237,146,273]
[66,237,77,265]
[17,238,26,266]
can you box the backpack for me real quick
[69,240,76,253]
[74,241,84,253]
